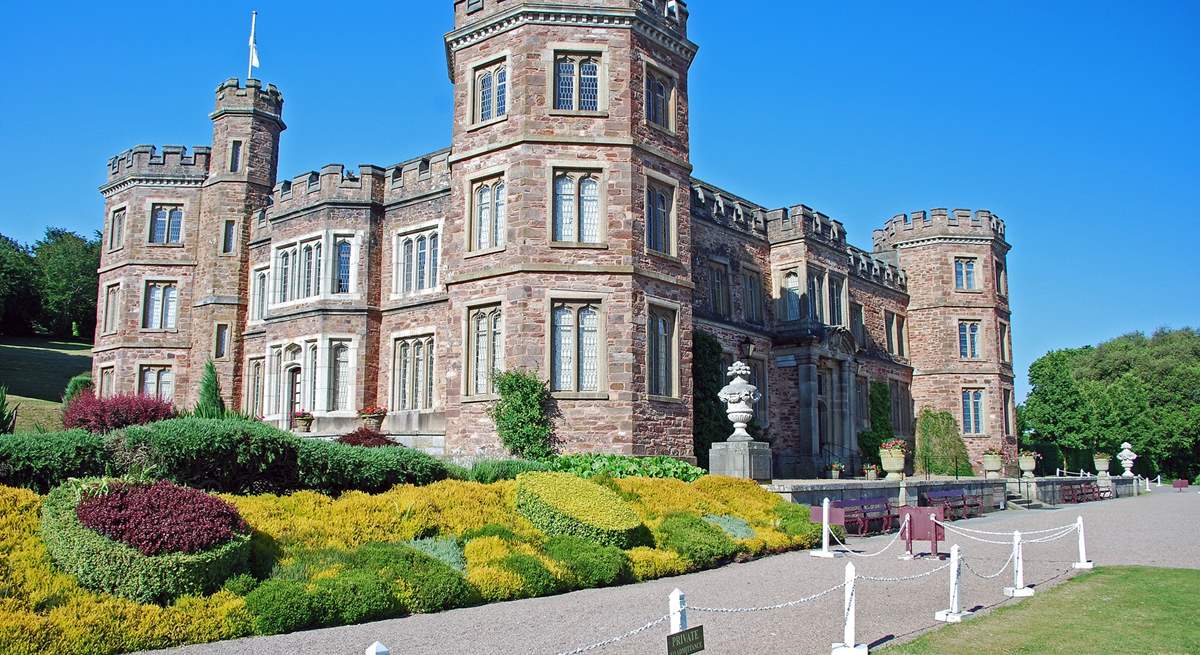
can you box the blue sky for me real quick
[1,1,1197,399]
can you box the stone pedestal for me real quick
[710,440,773,482]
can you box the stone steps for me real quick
[1005,493,1051,510]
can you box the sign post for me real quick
[811,497,843,558]
[667,588,704,654]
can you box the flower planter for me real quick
[361,414,385,431]
[1094,457,1111,476]
[830,470,841,480]
[982,454,1003,480]
[293,417,313,433]
[865,469,878,481]
[1018,455,1037,479]
[880,450,905,481]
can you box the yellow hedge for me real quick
[625,547,688,581]
[515,473,646,547]
[693,476,785,524]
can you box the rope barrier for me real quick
[858,561,952,582]
[961,551,1015,579]
[1024,526,1079,544]
[933,519,1016,545]
[689,580,848,614]
[827,515,909,557]
[939,521,1078,536]
[554,615,669,655]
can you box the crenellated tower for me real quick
[441,0,699,458]
[873,208,1015,468]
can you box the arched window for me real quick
[551,302,601,393]
[467,306,503,395]
[474,62,507,123]
[553,174,575,241]
[429,234,439,287]
[580,59,599,111]
[479,71,493,121]
[647,306,675,396]
[646,182,672,253]
[496,66,507,117]
[313,243,322,295]
[157,369,174,401]
[492,182,506,248]
[254,272,267,320]
[394,335,436,410]
[555,55,602,112]
[413,340,425,410]
[645,69,673,129]
[302,245,314,297]
[307,345,318,409]
[475,185,491,251]
[784,272,800,320]
[397,342,409,409]
[150,206,168,243]
[278,251,290,302]
[416,236,427,291]
[471,179,505,251]
[330,343,350,411]
[167,208,183,243]
[553,173,602,244]
[249,360,263,417]
[580,177,600,243]
[555,58,575,110]
[335,240,351,293]
[424,337,434,407]
[402,238,414,293]
[551,305,574,391]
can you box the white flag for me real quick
[248,11,260,73]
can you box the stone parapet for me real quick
[105,145,211,186]
[873,208,1006,251]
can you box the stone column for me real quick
[839,359,855,465]
[797,353,819,476]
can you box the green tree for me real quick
[194,361,227,419]
[1022,349,1091,449]
[0,234,39,335]
[32,228,100,338]
[691,331,726,469]
[489,369,554,459]
[914,408,973,476]
[0,385,18,434]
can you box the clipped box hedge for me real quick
[40,480,251,604]
[0,430,110,493]
[514,472,649,548]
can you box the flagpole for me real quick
[247,11,258,81]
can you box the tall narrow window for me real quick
[784,272,801,321]
[249,360,263,418]
[99,366,114,398]
[402,239,414,293]
[415,236,428,291]
[335,239,351,293]
[999,322,1011,362]
[313,243,322,295]
[647,305,676,397]
[645,72,672,128]
[807,269,825,322]
[555,58,575,110]
[550,302,602,393]
[552,172,602,244]
[742,271,763,323]
[142,281,178,329]
[1002,389,1013,435]
[554,174,575,241]
[429,234,439,287]
[962,388,984,434]
[829,276,844,326]
[167,207,182,243]
[471,179,505,251]
[475,62,507,123]
[331,343,350,411]
[954,258,977,290]
[214,324,229,359]
[222,220,236,254]
[475,185,492,250]
[580,59,599,111]
[308,345,318,409]
[229,140,242,173]
[103,284,119,334]
[959,320,981,359]
[554,54,602,111]
[850,302,865,343]
[551,305,574,391]
[708,262,729,318]
[397,342,410,410]
[302,245,314,297]
[646,181,672,254]
[995,259,1007,296]
[149,205,183,244]
[278,251,290,302]
[885,311,896,354]
[467,306,503,396]
[896,315,906,357]
[254,271,267,320]
[109,209,125,251]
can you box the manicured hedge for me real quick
[75,480,249,555]
[296,439,446,494]
[41,480,251,604]
[543,535,629,588]
[515,472,649,548]
[545,453,706,482]
[653,513,739,569]
[64,392,175,433]
[0,430,110,493]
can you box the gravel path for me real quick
[137,488,1200,655]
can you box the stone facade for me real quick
[93,0,1015,475]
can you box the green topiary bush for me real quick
[309,569,400,627]
[653,513,740,569]
[342,542,478,613]
[546,453,706,482]
[703,514,755,540]
[543,535,629,588]
[61,373,93,409]
[221,572,260,596]
[296,438,447,494]
[772,503,834,546]
[489,370,555,459]
[499,552,561,598]
[515,472,650,548]
[244,579,318,635]
[0,429,110,493]
[40,479,251,604]
[193,360,227,419]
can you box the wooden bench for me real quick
[832,498,900,536]
[1062,481,1112,503]
[1174,479,1191,492]
[921,489,984,520]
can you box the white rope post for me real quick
[669,588,687,633]
[935,544,972,623]
[1156,474,1162,488]
[831,562,868,654]
[1073,516,1094,569]
[812,497,841,558]
[1003,531,1034,597]
[366,642,390,655]
[1144,476,1151,493]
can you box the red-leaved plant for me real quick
[75,480,249,555]
[335,427,398,448]
[64,392,175,433]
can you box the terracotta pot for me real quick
[880,450,905,481]
[362,414,385,431]
[983,454,1003,479]
[1019,455,1037,479]
[293,417,313,433]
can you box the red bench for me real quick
[1062,481,1111,503]
[921,489,984,520]
[1174,479,1190,492]
[831,498,900,536]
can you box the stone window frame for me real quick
[466,52,511,130]
[643,167,679,258]
[143,198,189,247]
[957,317,984,361]
[137,361,175,402]
[547,162,609,248]
[806,265,827,323]
[107,204,127,253]
[391,329,437,412]
[961,386,986,435]
[98,365,115,399]
[1002,387,1014,436]
[706,257,731,320]
[827,273,847,328]
[213,322,231,361]
[250,265,270,323]
[994,256,1008,297]
[740,266,765,325]
[645,296,682,402]
[883,309,907,358]
[257,333,358,419]
[138,277,180,333]
[270,229,363,309]
[641,55,679,135]
[101,280,122,336]
[391,220,443,300]
[543,290,611,400]
[951,254,983,293]
[461,297,505,402]
[220,219,238,256]
[778,266,802,322]
[463,166,508,258]
[849,301,865,345]
[546,43,610,117]
[228,139,243,174]
[997,319,1012,363]
[245,357,265,419]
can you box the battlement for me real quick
[384,149,453,200]
[846,245,907,292]
[690,179,766,236]
[766,204,848,247]
[106,145,211,183]
[872,208,1005,251]
[266,164,387,217]
[453,0,688,32]
[213,78,284,124]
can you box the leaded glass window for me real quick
[784,272,801,321]
[742,272,763,324]
[580,59,599,111]
[467,306,502,396]
[415,236,427,291]
[646,181,672,253]
[149,205,183,244]
[954,258,977,290]
[303,245,314,297]
[959,320,981,359]
[550,302,602,393]
[394,336,436,411]
[331,343,350,411]
[648,305,676,397]
[278,251,291,302]
[961,389,984,434]
[402,239,414,293]
[142,281,177,329]
[471,179,505,251]
[335,239,351,293]
[645,68,673,129]
[254,272,267,320]
[475,62,507,123]
[556,59,575,110]
[554,54,602,111]
[807,268,825,322]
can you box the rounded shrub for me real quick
[0,429,109,493]
[335,427,397,448]
[499,552,561,597]
[543,535,629,588]
[40,479,251,604]
[310,570,400,627]
[772,503,825,546]
[347,542,478,613]
[75,480,248,555]
[514,472,649,548]
[221,572,260,596]
[244,579,318,635]
[653,513,740,569]
[296,438,448,494]
[61,372,94,408]
[64,392,175,434]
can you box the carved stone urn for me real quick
[1117,442,1137,478]
[709,361,773,482]
[1094,455,1111,477]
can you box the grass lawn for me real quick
[886,566,1200,655]
[0,336,92,431]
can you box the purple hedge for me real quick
[75,480,248,555]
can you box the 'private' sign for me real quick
[667,625,704,655]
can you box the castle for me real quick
[92,0,1015,476]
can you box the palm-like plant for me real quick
[0,385,19,434]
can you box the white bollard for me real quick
[935,544,972,623]
[669,588,687,633]
[1156,475,1162,488]
[1144,476,1151,493]
[831,562,868,654]
[366,642,390,655]
[1004,531,1034,597]
[812,497,841,558]
[1073,516,1094,569]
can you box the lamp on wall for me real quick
[739,338,755,360]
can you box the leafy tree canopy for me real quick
[32,228,100,338]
